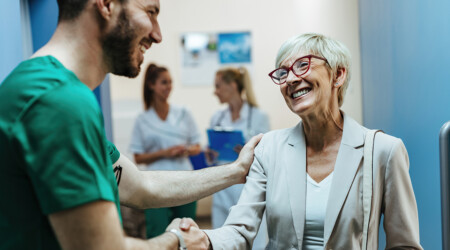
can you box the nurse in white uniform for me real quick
[129,64,201,239]
[210,67,270,249]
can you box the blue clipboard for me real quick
[207,129,245,162]
[189,152,209,170]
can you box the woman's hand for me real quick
[164,145,187,158]
[233,144,243,154]
[186,144,202,156]
[204,147,219,166]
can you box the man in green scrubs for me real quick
[0,0,262,249]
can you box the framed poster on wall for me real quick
[180,31,252,86]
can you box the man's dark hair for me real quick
[56,0,126,22]
[56,0,90,22]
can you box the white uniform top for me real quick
[210,102,270,143]
[129,104,200,171]
[302,172,334,250]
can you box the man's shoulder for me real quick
[1,57,101,127]
[38,83,100,116]
[2,56,94,102]
[3,56,70,85]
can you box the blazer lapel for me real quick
[284,122,307,245]
[323,114,365,245]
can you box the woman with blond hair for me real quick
[181,33,422,250]
[209,66,270,249]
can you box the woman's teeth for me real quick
[292,88,311,98]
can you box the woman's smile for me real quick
[291,87,312,99]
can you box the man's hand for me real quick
[234,133,263,183]
[166,218,210,250]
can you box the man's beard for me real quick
[101,8,141,78]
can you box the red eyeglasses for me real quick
[268,55,328,85]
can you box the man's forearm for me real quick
[118,134,263,209]
[117,153,243,209]
[138,162,245,208]
[49,200,179,250]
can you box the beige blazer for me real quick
[205,115,422,250]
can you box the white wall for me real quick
[110,0,362,156]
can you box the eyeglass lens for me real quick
[272,57,311,84]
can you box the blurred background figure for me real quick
[209,67,270,249]
[129,64,202,238]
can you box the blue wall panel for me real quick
[0,2,24,83]
[28,0,58,52]
[360,1,450,249]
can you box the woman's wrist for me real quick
[204,231,214,250]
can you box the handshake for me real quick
[166,218,210,250]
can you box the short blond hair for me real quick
[275,33,352,107]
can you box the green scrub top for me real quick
[0,56,121,250]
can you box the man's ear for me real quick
[333,67,347,88]
[96,0,117,20]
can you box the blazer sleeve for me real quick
[204,144,267,250]
[383,138,423,249]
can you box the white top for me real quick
[129,104,200,171]
[210,102,270,143]
[302,172,334,250]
